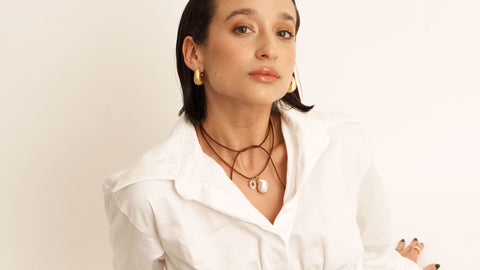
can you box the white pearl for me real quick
[257,179,269,194]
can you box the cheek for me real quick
[281,47,296,87]
[205,42,249,83]
[285,45,296,68]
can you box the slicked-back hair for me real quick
[176,0,313,125]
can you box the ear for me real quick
[182,36,204,72]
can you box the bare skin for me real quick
[396,238,440,269]
[182,0,439,267]
[183,0,296,224]
[195,113,287,224]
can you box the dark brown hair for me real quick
[176,0,313,125]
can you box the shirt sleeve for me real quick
[357,166,421,270]
[104,183,166,270]
[355,129,422,270]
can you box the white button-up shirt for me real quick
[103,108,421,270]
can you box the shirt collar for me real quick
[110,107,355,228]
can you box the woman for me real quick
[103,0,440,269]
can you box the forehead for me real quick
[213,0,297,21]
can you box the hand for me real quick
[395,238,440,270]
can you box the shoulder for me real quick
[309,108,370,149]
[306,109,373,174]
[103,117,191,226]
[305,108,360,129]
[283,107,371,159]
[282,106,360,128]
[104,117,189,195]
[310,109,367,141]
[104,175,176,232]
[282,107,365,140]
[298,109,375,183]
[103,134,186,233]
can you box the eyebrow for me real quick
[224,8,296,24]
[224,8,257,22]
[279,12,295,24]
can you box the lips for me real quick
[248,67,280,83]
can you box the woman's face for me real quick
[198,0,297,107]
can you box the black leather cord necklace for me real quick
[199,118,284,194]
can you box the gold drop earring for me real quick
[194,69,204,86]
[287,76,297,93]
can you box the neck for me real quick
[201,102,273,150]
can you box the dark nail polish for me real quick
[413,237,418,241]
[400,239,405,242]
[436,264,440,269]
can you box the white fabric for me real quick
[103,108,422,270]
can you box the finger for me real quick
[418,242,425,251]
[408,248,420,263]
[405,237,419,252]
[423,263,441,270]
[411,246,421,257]
[410,237,419,246]
[405,238,422,263]
[395,239,405,252]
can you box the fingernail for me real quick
[413,237,418,241]
[400,239,405,242]
[436,264,440,269]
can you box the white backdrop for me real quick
[1,0,478,269]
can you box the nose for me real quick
[255,32,278,61]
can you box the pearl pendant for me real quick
[257,179,269,194]
[249,179,257,190]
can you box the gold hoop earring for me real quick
[194,69,204,86]
[287,76,297,93]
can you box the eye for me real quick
[233,25,253,34]
[277,30,294,39]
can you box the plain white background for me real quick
[1,0,478,269]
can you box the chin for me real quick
[244,89,285,106]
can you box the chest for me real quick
[230,142,288,224]
[154,153,364,269]
[154,126,367,269]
